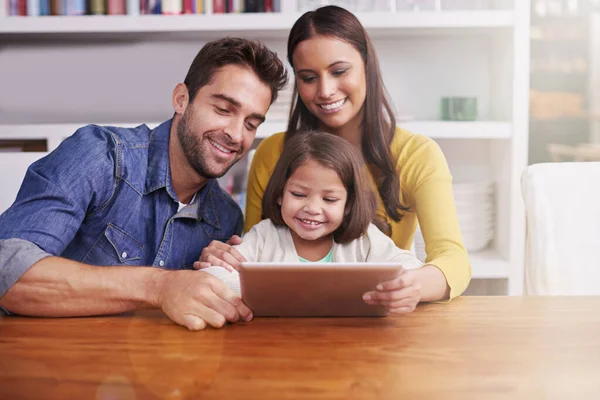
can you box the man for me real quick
[0,38,288,331]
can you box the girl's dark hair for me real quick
[286,5,408,222]
[262,131,378,244]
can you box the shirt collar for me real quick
[173,180,222,228]
[145,119,177,201]
[146,119,222,228]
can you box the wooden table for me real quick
[1,296,600,399]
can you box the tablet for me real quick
[238,262,402,317]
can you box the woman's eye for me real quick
[332,69,347,77]
[324,198,339,203]
[291,192,305,198]
[299,76,316,84]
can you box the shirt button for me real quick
[159,260,165,267]
[121,252,128,259]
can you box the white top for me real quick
[202,219,424,297]
[177,192,197,212]
[234,219,423,269]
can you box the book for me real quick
[27,0,39,15]
[213,0,224,13]
[39,0,50,15]
[194,0,202,13]
[127,0,139,15]
[107,0,126,14]
[65,0,85,15]
[0,0,7,17]
[243,0,261,12]
[49,0,62,15]
[233,0,242,12]
[148,0,160,14]
[162,0,181,14]
[182,0,193,13]
[89,0,105,14]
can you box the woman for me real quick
[201,5,471,311]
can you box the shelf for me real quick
[262,120,512,139]
[0,120,512,148]
[0,11,514,39]
[398,121,512,139]
[469,249,509,279]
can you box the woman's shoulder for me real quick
[255,131,286,154]
[391,126,447,169]
[391,126,437,156]
[250,131,286,173]
[390,126,451,200]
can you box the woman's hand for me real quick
[363,268,422,314]
[194,235,246,272]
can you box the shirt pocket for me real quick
[83,223,144,266]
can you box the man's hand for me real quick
[194,235,246,271]
[156,270,252,331]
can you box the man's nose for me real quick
[224,119,245,144]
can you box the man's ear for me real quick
[172,83,189,115]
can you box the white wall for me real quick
[0,35,504,125]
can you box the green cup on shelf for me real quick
[441,97,478,121]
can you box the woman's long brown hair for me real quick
[286,5,408,222]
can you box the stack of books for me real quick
[2,0,281,16]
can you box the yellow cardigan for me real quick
[244,128,472,299]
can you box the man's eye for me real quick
[216,107,229,114]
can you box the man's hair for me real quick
[184,37,288,104]
[262,131,378,244]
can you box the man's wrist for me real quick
[141,267,170,309]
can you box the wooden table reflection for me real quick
[1,296,600,399]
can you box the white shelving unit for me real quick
[0,120,513,148]
[0,11,514,36]
[0,1,530,292]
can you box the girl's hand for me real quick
[362,269,422,314]
[194,236,246,272]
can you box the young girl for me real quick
[199,131,423,308]
[234,131,422,267]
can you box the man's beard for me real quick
[176,109,242,179]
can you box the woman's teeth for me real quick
[319,98,346,110]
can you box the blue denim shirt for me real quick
[0,120,243,279]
